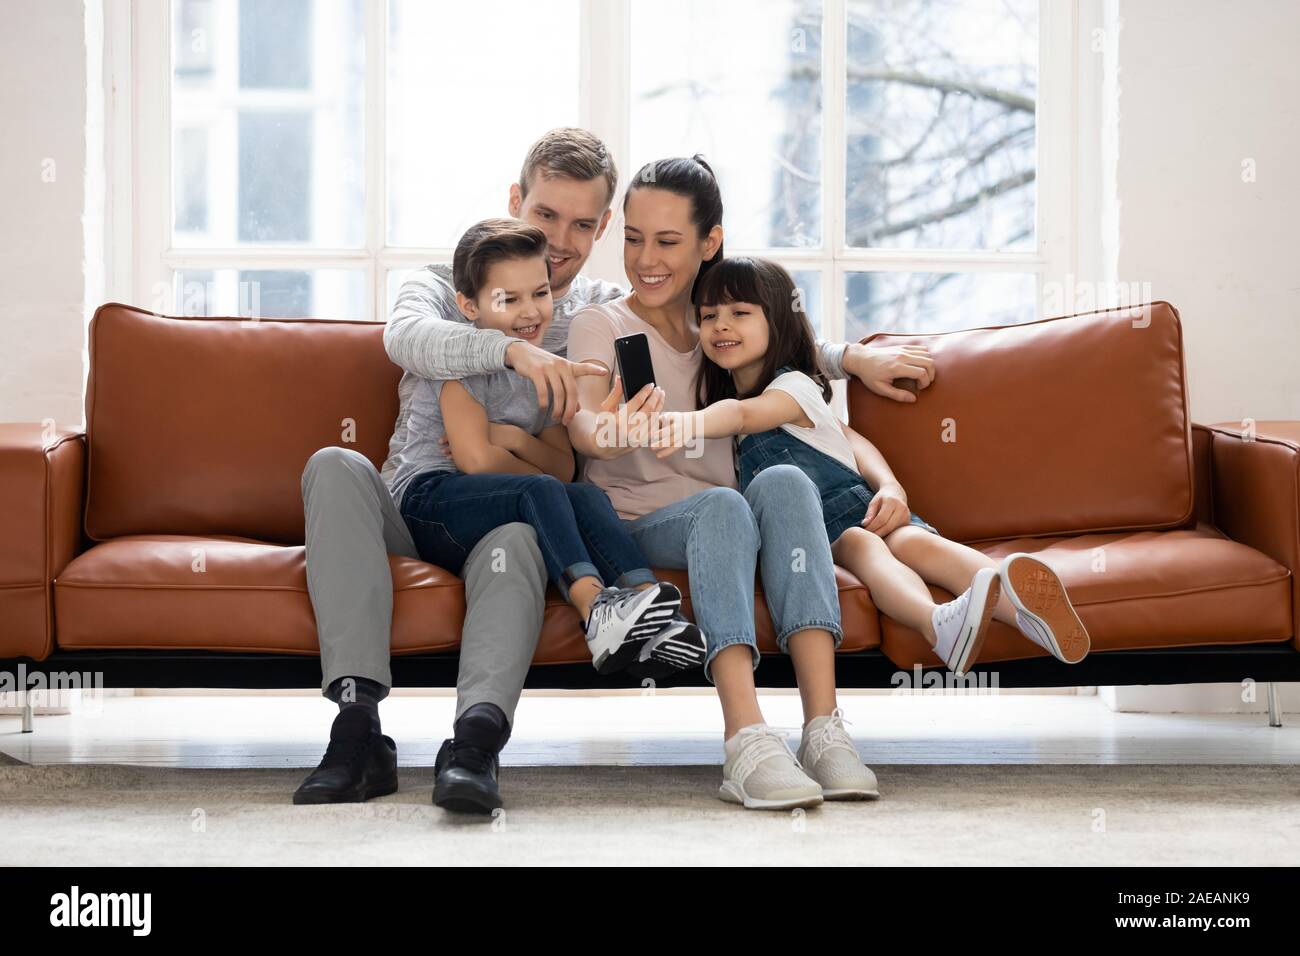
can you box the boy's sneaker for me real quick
[999,553,1091,664]
[584,582,682,675]
[931,566,1000,677]
[628,613,708,680]
[797,708,879,800]
[719,724,824,811]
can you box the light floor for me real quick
[4,693,1298,865]
[2,691,1297,768]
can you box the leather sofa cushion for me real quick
[54,536,881,662]
[55,536,463,655]
[847,302,1195,543]
[84,304,401,544]
[879,524,1293,670]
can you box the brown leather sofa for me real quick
[2,300,1298,691]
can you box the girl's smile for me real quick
[700,301,770,373]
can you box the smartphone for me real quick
[614,332,657,402]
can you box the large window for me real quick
[131,0,1074,336]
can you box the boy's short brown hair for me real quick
[518,128,619,208]
[452,218,549,300]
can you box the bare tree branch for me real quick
[794,65,1035,113]
[851,167,1035,243]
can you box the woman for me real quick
[566,156,877,810]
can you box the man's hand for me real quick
[843,342,936,403]
[506,340,609,425]
[862,481,911,536]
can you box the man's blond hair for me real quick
[518,128,619,208]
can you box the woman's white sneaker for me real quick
[999,553,1091,664]
[931,566,1000,677]
[719,724,824,811]
[798,708,879,800]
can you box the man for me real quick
[293,127,936,813]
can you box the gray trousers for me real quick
[301,447,546,724]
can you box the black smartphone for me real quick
[614,332,657,402]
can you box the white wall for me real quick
[1112,0,1300,425]
[0,0,92,429]
[1102,0,1300,714]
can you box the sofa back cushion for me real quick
[85,304,401,544]
[846,301,1194,543]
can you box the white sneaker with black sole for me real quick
[584,582,682,674]
[931,566,1000,677]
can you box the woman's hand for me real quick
[592,375,664,456]
[862,481,911,535]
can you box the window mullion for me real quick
[823,0,847,346]
[580,0,631,287]
[365,0,387,321]
[134,0,171,311]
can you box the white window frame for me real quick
[121,0,1079,337]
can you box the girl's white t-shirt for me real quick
[764,371,860,475]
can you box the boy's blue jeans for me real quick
[400,471,657,601]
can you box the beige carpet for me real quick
[2,763,1297,865]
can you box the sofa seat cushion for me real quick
[53,538,881,665]
[54,536,464,655]
[532,566,881,665]
[879,524,1293,670]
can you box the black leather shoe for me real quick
[293,708,398,805]
[432,703,509,814]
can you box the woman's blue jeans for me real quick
[624,464,843,682]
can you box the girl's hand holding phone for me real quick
[651,411,692,458]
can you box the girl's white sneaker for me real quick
[931,566,1001,677]
[999,553,1091,664]
[719,724,824,811]
[798,709,879,800]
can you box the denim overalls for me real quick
[735,372,939,546]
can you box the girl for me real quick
[652,256,1093,677]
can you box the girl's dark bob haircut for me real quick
[693,256,831,409]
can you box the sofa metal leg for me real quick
[20,692,33,734]
[1266,681,1282,728]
